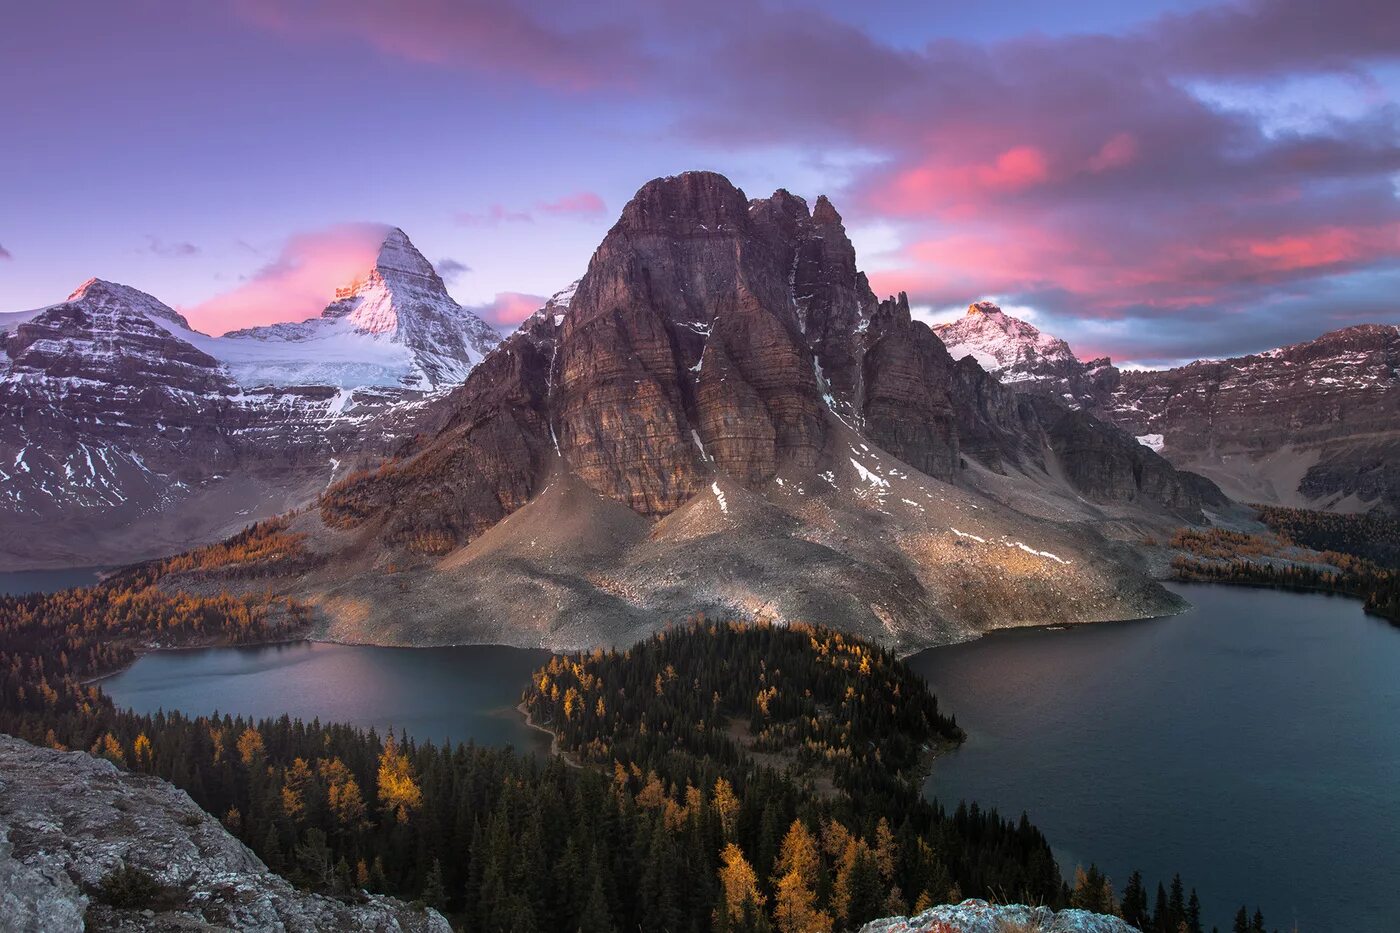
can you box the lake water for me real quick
[96,582,1399,931]
[908,583,1400,933]
[103,641,553,753]
[0,565,109,594]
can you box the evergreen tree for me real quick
[1122,870,1149,928]
[421,858,447,913]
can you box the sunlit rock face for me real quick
[297,172,1226,654]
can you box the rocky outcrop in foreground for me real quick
[0,734,449,933]
[863,898,1140,933]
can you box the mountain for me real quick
[179,172,1224,654]
[1107,325,1400,513]
[933,301,1117,409]
[933,302,1400,514]
[0,230,498,569]
[210,227,501,390]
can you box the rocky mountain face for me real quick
[0,734,449,933]
[1107,325,1400,513]
[251,172,1224,653]
[934,302,1116,409]
[934,303,1399,514]
[0,231,497,569]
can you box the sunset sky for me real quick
[1,0,1397,365]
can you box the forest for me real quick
[0,580,1278,931]
[1170,511,1400,622]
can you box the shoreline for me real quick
[514,701,582,768]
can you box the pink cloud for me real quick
[455,192,606,226]
[454,205,534,227]
[537,192,606,218]
[874,146,1051,216]
[466,291,547,329]
[231,0,648,92]
[1087,133,1140,173]
[184,223,390,335]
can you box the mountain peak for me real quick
[372,226,438,283]
[65,278,194,331]
[934,303,1078,383]
[812,194,842,225]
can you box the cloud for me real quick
[185,223,390,335]
[143,236,201,258]
[0,244,11,261]
[537,192,606,218]
[436,257,471,283]
[231,0,649,91]
[455,204,534,227]
[660,0,1400,360]
[455,192,606,226]
[464,291,547,331]
[235,0,1399,360]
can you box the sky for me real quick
[0,0,1396,366]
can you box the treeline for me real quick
[1252,504,1400,569]
[114,514,323,587]
[1,586,1277,930]
[1171,525,1399,622]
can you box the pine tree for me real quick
[1187,889,1203,933]
[421,858,447,913]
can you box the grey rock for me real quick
[862,898,1140,933]
[0,734,451,933]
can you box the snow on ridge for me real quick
[1135,433,1165,452]
[933,301,1078,377]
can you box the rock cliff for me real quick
[933,301,1398,514]
[243,173,1222,652]
[0,733,449,932]
[862,899,1139,933]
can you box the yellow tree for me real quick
[132,733,153,771]
[775,870,832,933]
[718,843,765,917]
[773,819,830,933]
[319,758,367,831]
[236,727,264,766]
[713,777,740,840]
[281,757,314,822]
[377,734,423,822]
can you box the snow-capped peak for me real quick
[218,228,502,390]
[65,278,195,331]
[933,301,1080,383]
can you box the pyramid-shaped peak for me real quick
[65,278,193,330]
[812,194,843,225]
[968,300,1003,317]
[372,226,438,281]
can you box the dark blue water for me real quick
[0,565,109,594]
[95,582,1399,931]
[908,583,1400,933]
[103,641,553,753]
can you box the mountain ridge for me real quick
[929,301,1399,513]
[154,171,1226,654]
[0,229,505,569]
